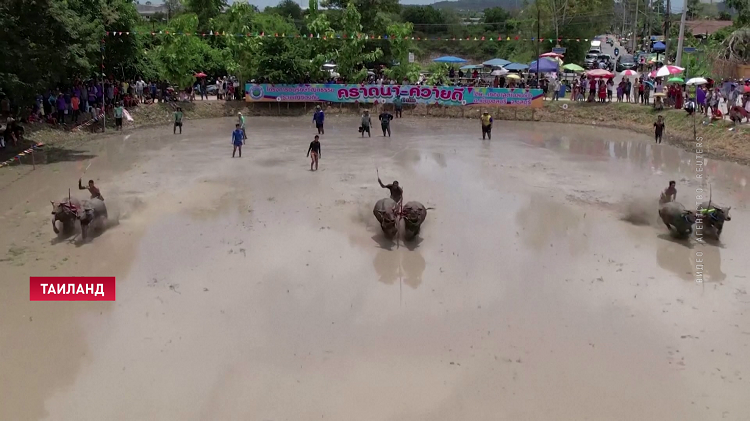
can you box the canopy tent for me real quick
[652,41,666,52]
[459,64,484,70]
[433,56,467,63]
[528,58,559,73]
[482,58,511,67]
[503,62,529,71]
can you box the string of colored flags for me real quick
[0,143,44,168]
[71,112,106,132]
[106,31,690,43]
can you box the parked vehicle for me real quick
[616,55,637,72]
[597,54,614,70]
[585,53,599,69]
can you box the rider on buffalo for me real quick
[79,178,103,201]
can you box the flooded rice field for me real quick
[1,116,749,420]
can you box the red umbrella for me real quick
[586,69,614,78]
[540,52,563,58]
[194,72,207,78]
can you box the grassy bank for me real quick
[23,99,750,166]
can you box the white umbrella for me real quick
[491,68,508,76]
[686,77,708,86]
[652,65,684,78]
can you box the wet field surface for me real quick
[1,116,749,420]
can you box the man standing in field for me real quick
[231,123,244,158]
[238,112,246,139]
[393,96,403,118]
[379,110,393,137]
[313,105,325,135]
[307,134,321,171]
[174,107,183,134]
[360,110,372,137]
[480,111,493,140]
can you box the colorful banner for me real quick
[244,84,545,108]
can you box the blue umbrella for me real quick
[482,58,511,67]
[528,58,559,73]
[433,56,468,63]
[652,42,666,51]
[504,63,529,71]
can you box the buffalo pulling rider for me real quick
[79,178,103,201]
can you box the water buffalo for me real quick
[51,198,83,235]
[658,201,696,237]
[697,201,731,238]
[78,198,108,240]
[373,198,398,238]
[402,201,427,241]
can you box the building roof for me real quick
[136,2,169,16]
[685,20,733,36]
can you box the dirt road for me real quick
[1,116,748,420]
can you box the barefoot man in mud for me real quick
[79,178,103,200]
[307,135,321,171]
[659,181,676,205]
[231,123,245,158]
[378,177,403,212]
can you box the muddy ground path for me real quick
[1,116,749,421]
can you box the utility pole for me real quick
[632,0,640,52]
[622,0,628,37]
[645,0,651,51]
[675,3,687,66]
[536,4,540,81]
[664,0,671,60]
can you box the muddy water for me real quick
[1,117,749,420]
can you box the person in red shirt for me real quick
[598,80,607,103]
[71,95,80,123]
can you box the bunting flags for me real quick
[0,143,44,168]
[105,32,689,43]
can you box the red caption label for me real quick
[30,277,116,301]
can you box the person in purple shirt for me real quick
[696,85,706,113]
[56,93,66,124]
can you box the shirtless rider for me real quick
[378,178,403,211]
[79,178,104,201]
[659,180,676,205]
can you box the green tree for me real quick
[401,6,447,35]
[483,7,513,32]
[321,0,400,33]
[151,13,226,87]
[335,1,383,81]
[266,0,304,23]
[383,22,419,82]
[725,0,750,25]
[687,0,704,19]
[185,0,227,31]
